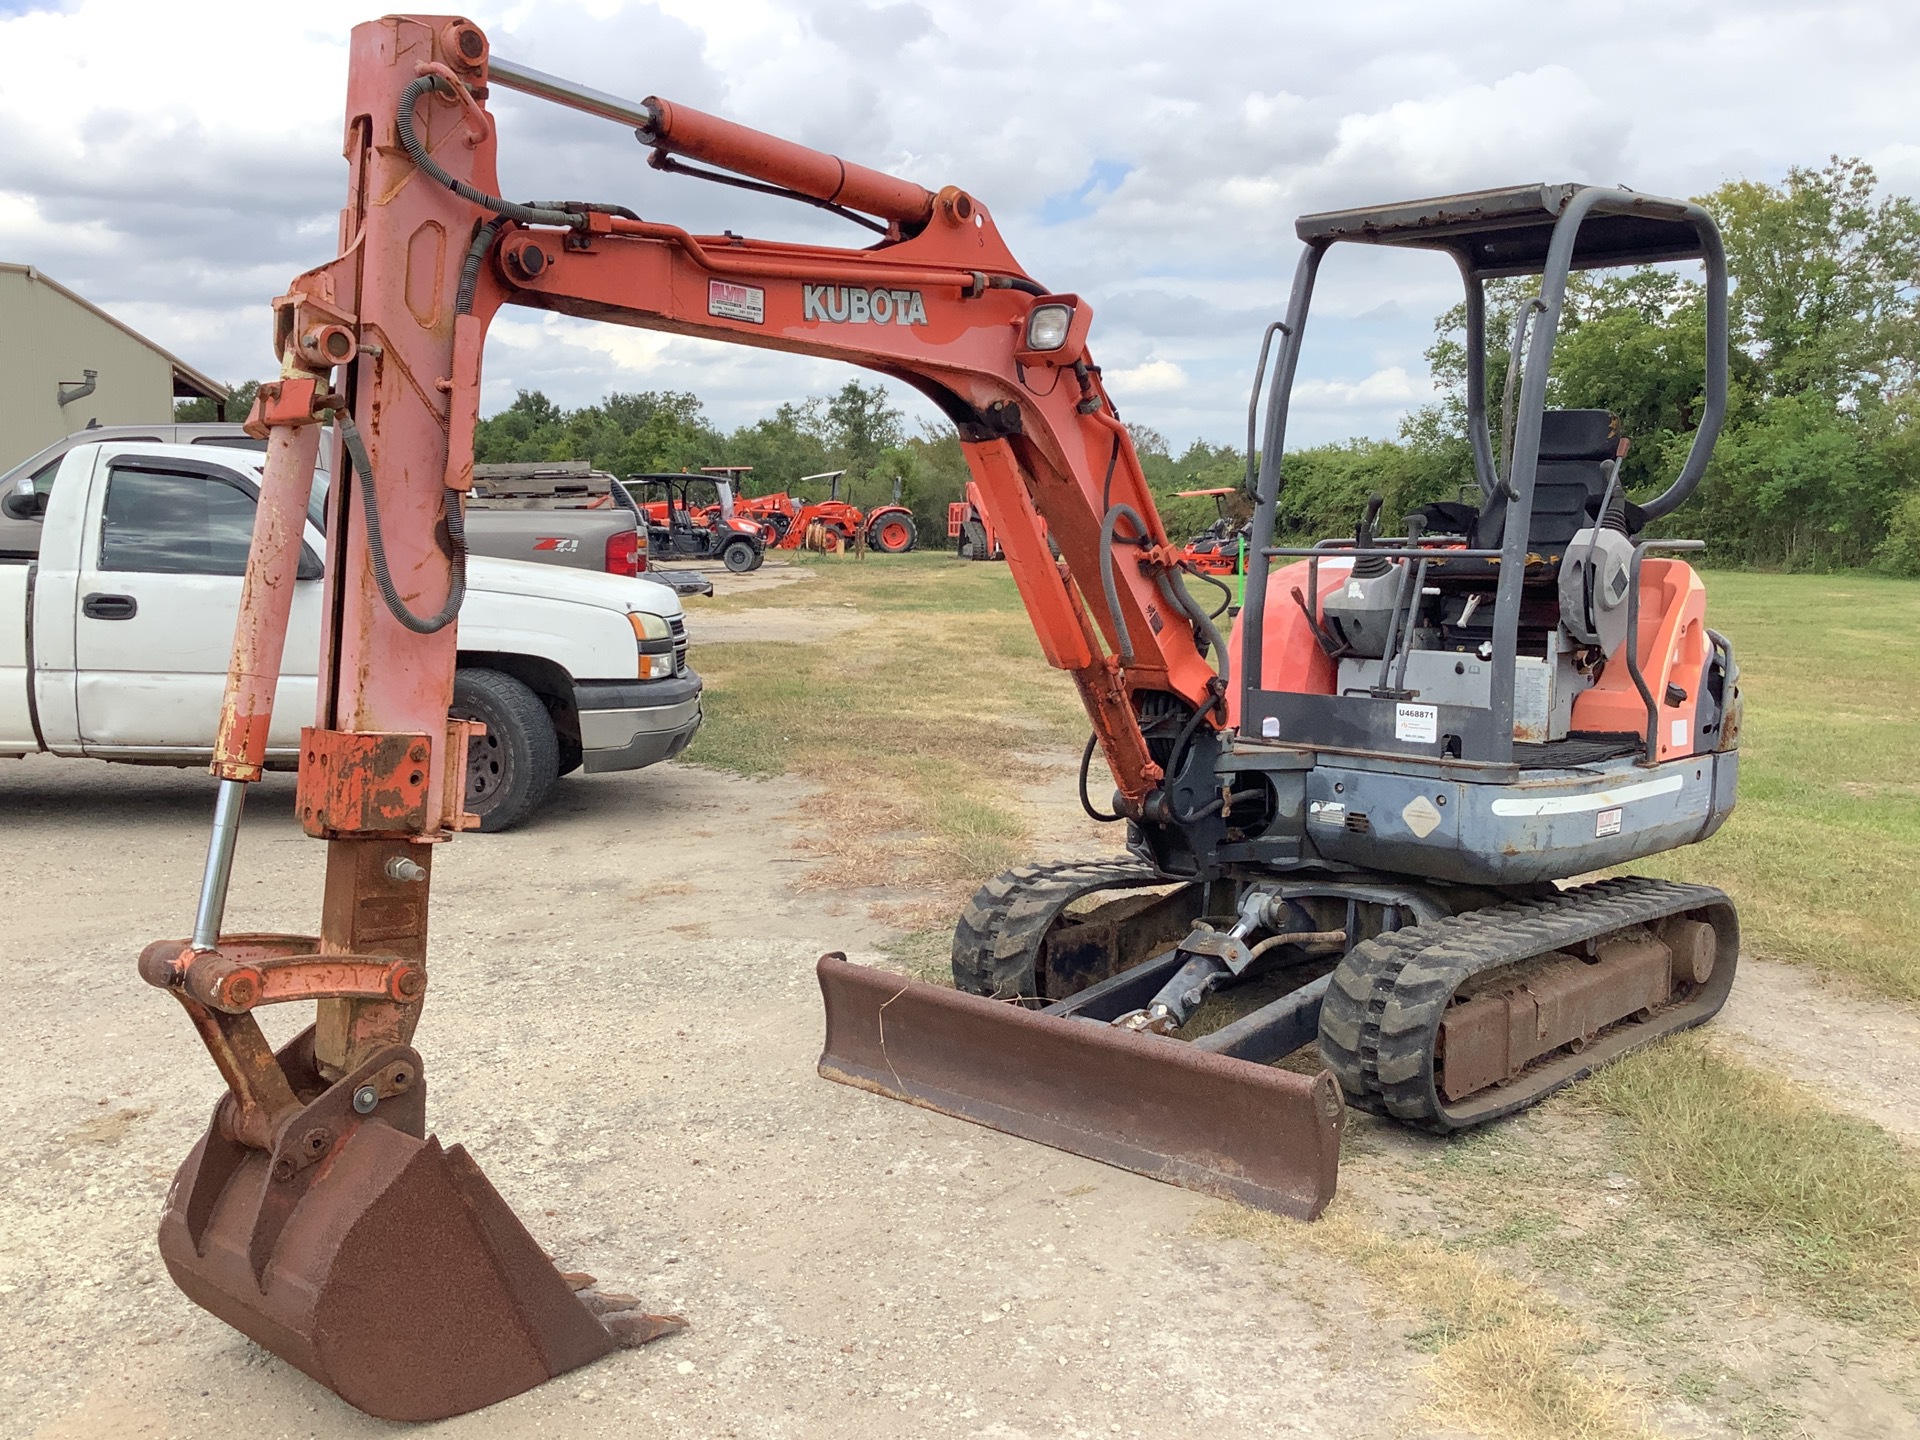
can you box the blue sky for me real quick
[3,1,1917,456]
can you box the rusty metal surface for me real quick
[139,934,425,1014]
[294,729,434,838]
[157,1032,621,1420]
[213,421,323,782]
[1437,934,1674,1102]
[816,955,1342,1219]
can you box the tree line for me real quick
[189,157,1920,573]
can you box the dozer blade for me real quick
[156,1034,674,1422]
[816,955,1343,1219]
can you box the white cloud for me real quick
[1109,360,1188,395]
[3,0,1917,453]
[1291,367,1432,411]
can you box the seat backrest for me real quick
[1528,409,1621,549]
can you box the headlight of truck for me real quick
[628,611,672,641]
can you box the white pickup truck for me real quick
[0,442,702,829]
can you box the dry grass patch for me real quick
[1200,1204,1653,1440]
[1579,1033,1920,1331]
[686,554,1083,904]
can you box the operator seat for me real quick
[1414,409,1634,559]
[1517,408,1625,549]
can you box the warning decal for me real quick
[708,279,765,324]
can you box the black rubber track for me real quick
[951,858,1166,999]
[1317,876,1738,1131]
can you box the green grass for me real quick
[1631,571,1920,1000]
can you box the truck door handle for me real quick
[82,592,138,621]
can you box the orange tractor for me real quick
[1176,486,1250,575]
[729,467,918,552]
[150,13,1742,1422]
[948,479,1003,559]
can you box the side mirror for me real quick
[297,545,324,581]
[2,482,42,521]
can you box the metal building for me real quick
[0,263,227,472]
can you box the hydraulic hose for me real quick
[341,415,466,635]
[455,218,507,315]
[1157,566,1230,696]
[397,76,587,230]
[1077,732,1122,822]
[1188,563,1234,620]
[984,274,1048,297]
[1098,501,1148,667]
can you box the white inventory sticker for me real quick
[1395,703,1438,744]
[1596,807,1624,838]
[1671,717,1689,748]
[708,279,765,324]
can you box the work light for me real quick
[1025,303,1074,351]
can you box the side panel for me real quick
[26,451,92,751]
[72,462,321,754]
[0,565,36,751]
[1303,754,1730,885]
[1225,557,1344,731]
[463,510,634,573]
[1570,558,1708,759]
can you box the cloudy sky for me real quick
[2,0,1916,451]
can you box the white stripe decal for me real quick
[1489,772,1684,818]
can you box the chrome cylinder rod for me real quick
[190,779,246,951]
[488,56,656,131]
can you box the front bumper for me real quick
[574,671,703,773]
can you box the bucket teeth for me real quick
[815,954,1343,1219]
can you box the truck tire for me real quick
[868,514,917,553]
[450,668,560,833]
[722,538,758,573]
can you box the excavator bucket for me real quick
[151,1021,677,1422]
[815,955,1344,1219]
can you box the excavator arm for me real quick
[140,17,1300,1423]
[298,19,1221,817]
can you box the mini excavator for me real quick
[143,14,1741,1420]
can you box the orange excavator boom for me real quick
[143,14,1307,1422]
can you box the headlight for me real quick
[1025,303,1074,352]
[628,611,672,641]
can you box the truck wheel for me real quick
[961,518,991,561]
[869,515,917,553]
[722,538,758,573]
[450,668,560,833]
